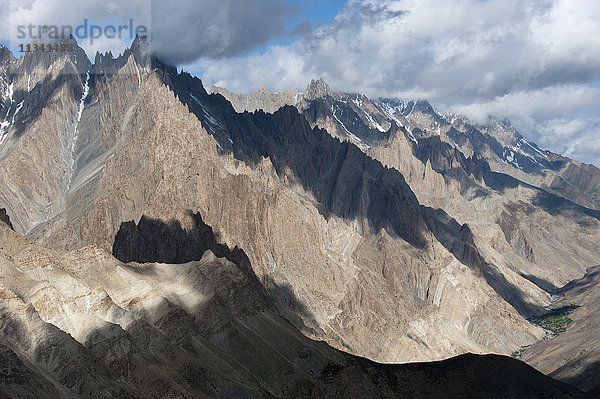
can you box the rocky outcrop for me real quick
[0,45,14,64]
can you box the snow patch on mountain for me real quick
[521,138,549,160]
[66,71,90,192]
[0,119,10,145]
[74,73,90,134]
[3,82,13,104]
[0,82,22,146]
[331,104,370,149]
[502,149,523,170]
[11,101,23,125]
[406,102,416,117]
[190,91,232,146]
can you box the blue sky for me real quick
[290,0,346,25]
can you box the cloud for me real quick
[205,0,600,96]
[2,0,150,56]
[201,0,600,166]
[451,85,600,165]
[149,0,296,63]
[1,0,296,63]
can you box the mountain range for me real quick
[0,36,598,397]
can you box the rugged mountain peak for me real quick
[213,77,600,211]
[128,34,152,66]
[414,99,436,113]
[483,115,523,147]
[92,35,151,76]
[0,45,14,65]
[20,33,90,75]
[208,84,300,113]
[303,77,332,100]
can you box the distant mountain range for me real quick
[212,79,600,211]
[0,36,598,397]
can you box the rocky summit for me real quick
[0,37,597,398]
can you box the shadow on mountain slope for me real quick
[156,66,428,249]
[485,172,600,226]
[1,307,587,399]
[112,211,319,332]
[558,266,600,294]
[0,208,13,230]
[113,211,267,300]
[551,359,600,396]
[8,74,83,141]
[531,190,600,227]
[521,274,560,294]
[424,207,547,317]
[149,66,554,319]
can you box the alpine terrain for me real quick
[0,35,598,397]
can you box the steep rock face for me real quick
[547,157,600,209]
[0,36,91,234]
[1,216,584,398]
[215,81,600,295]
[18,55,546,364]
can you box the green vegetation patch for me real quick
[531,305,580,336]
[511,345,531,359]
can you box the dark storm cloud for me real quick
[1,0,297,63]
[150,0,296,63]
